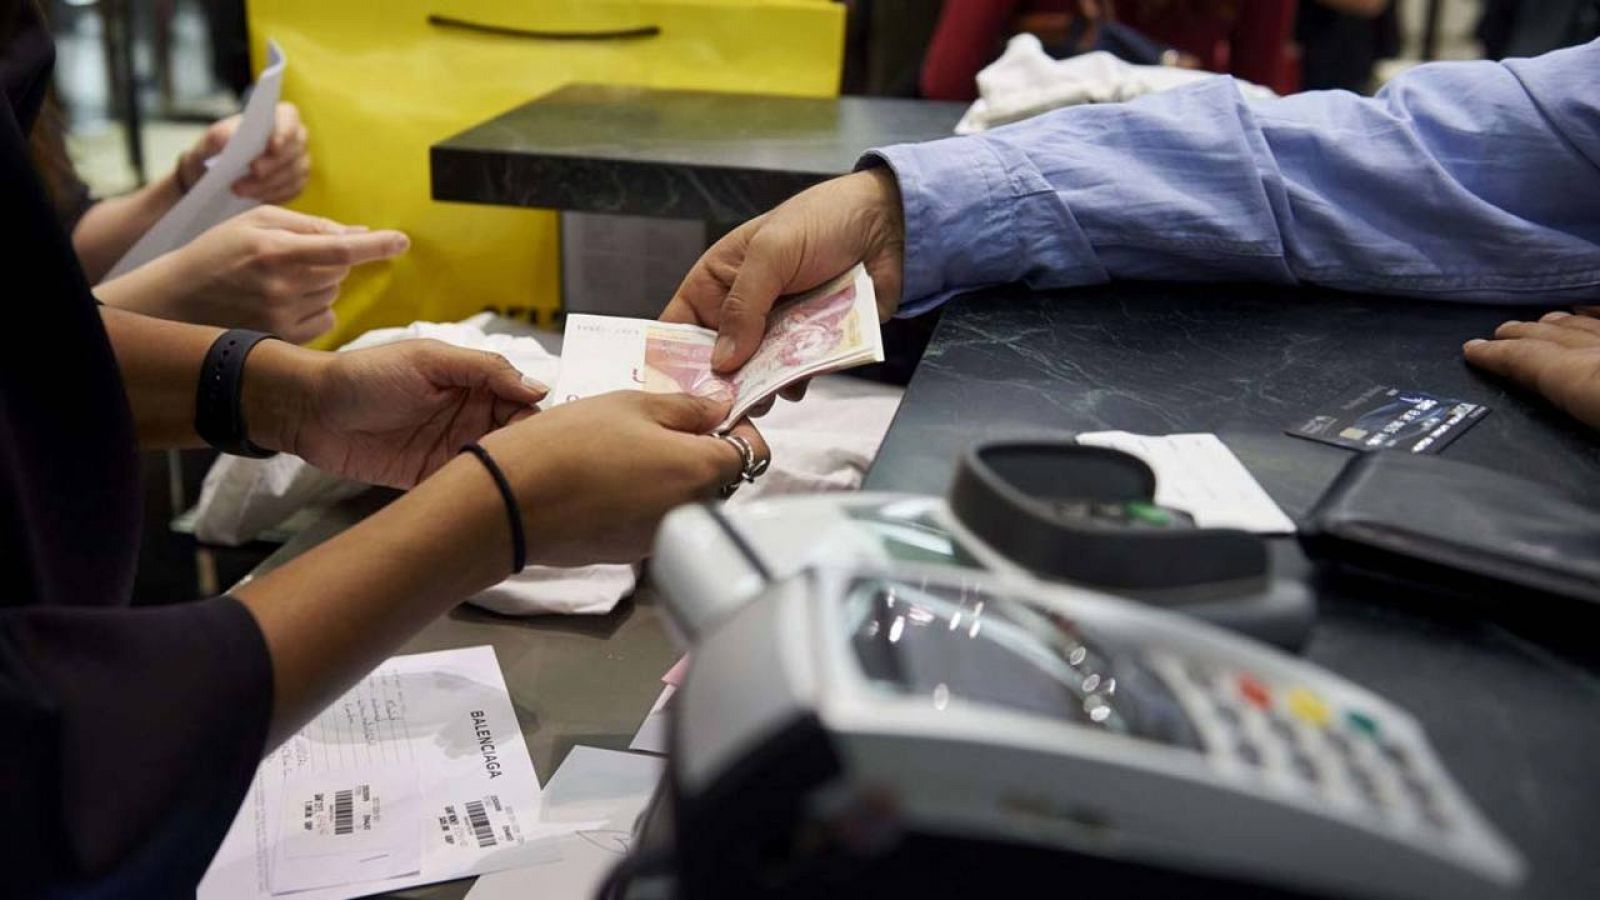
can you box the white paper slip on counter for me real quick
[465,747,666,900]
[1075,431,1296,535]
[199,645,565,899]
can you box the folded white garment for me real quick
[193,314,901,616]
[956,34,1275,135]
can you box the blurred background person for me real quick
[1296,0,1399,92]
[920,0,1201,102]
[1478,0,1600,60]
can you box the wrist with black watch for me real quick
[194,329,529,576]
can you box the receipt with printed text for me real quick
[199,646,563,899]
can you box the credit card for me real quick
[1286,385,1489,454]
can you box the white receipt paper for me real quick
[465,747,665,900]
[105,40,286,280]
[199,645,556,899]
[1075,432,1295,535]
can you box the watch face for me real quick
[842,577,1200,750]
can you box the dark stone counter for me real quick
[431,84,966,222]
[866,282,1600,899]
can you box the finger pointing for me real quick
[281,230,410,266]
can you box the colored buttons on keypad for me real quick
[1345,710,1380,738]
[1286,688,1331,727]
[1237,674,1272,709]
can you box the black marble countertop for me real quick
[866,282,1600,899]
[431,83,966,222]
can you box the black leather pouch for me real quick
[1301,451,1600,612]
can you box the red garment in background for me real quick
[920,0,1298,102]
[1120,0,1298,92]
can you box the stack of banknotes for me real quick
[552,264,884,430]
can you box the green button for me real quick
[1345,711,1381,738]
[1126,502,1173,526]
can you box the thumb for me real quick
[422,343,546,403]
[711,240,787,373]
[646,390,733,434]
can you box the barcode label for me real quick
[333,789,354,836]
[465,800,497,848]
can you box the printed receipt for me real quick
[199,646,562,899]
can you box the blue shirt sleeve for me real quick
[865,39,1600,316]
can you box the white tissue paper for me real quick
[956,34,1275,135]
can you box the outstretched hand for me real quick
[1464,309,1600,430]
[248,339,547,488]
[479,390,769,566]
[660,168,907,389]
[166,206,407,342]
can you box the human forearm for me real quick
[72,171,185,282]
[93,249,195,320]
[233,455,508,745]
[871,41,1600,313]
[232,387,753,747]
[99,306,322,450]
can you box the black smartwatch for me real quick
[195,329,279,458]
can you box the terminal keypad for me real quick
[1151,654,1456,835]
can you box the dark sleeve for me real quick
[0,595,271,895]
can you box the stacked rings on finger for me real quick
[716,433,771,498]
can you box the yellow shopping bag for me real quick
[246,0,844,347]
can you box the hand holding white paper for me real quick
[105,40,287,280]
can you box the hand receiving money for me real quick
[554,265,884,429]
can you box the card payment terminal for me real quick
[636,561,1524,900]
[625,442,1524,900]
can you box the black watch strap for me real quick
[196,329,279,458]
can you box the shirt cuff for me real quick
[860,136,1009,316]
[860,132,1107,317]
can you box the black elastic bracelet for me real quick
[460,443,526,576]
[195,329,279,458]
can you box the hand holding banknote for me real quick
[660,168,906,383]
[555,264,886,430]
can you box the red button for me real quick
[1237,674,1272,709]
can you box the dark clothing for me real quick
[1478,0,1600,60]
[0,3,271,894]
[1296,1,1401,94]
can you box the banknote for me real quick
[553,264,883,429]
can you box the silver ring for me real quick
[716,433,769,498]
